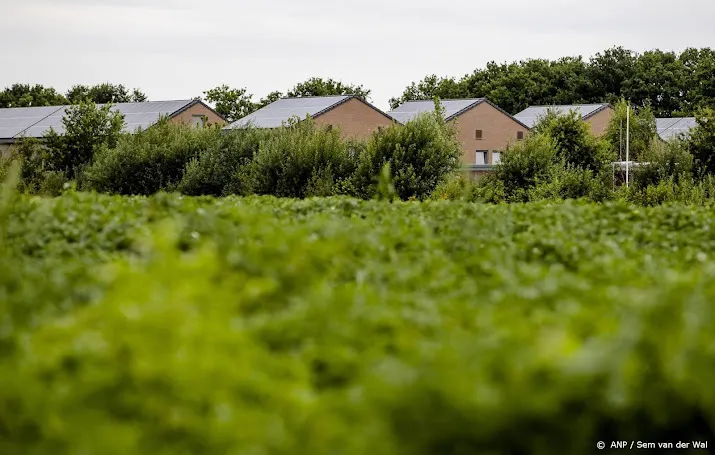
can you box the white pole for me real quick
[626,102,630,187]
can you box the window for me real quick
[191,115,205,128]
[491,152,501,164]
[475,150,488,165]
[475,129,483,140]
[517,131,524,140]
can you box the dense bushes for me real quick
[2,189,715,453]
[82,120,224,195]
[246,119,359,198]
[354,107,461,200]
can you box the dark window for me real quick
[517,131,524,140]
[475,129,483,140]
[476,150,488,165]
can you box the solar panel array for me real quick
[1,100,195,139]
[0,106,64,140]
[225,96,351,129]
[656,117,697,140]
[387,99,484,124]
[514,104,609,129]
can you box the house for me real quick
[224,95,395,140]
[0,99,225,156]
[388,98,530,176]
[514,103,614,137]
[656,117,697,141]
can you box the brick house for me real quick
[224,95,395,140]
[388,98,530,176]
[0,99,225,156]
[514,103,614,137]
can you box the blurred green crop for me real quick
[1,187,714,453]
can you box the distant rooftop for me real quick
[387,99,486,123]
[224,95,355,129]
[656,117,697,140]
[514,104,611,129]
[0,100,203,140]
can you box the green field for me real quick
[1,190,714,454]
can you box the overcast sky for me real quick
[1,0,714,111]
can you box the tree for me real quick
[688,108,715,176]
[202,85,257,122]
[44,101,125,179]
[0,84,68,108]
[532,110,613,172]
[603,99,658,162]
[257,91,283,108]
[353,100,461,200]
[586,47,637,105]
[622,50,686,117]
[286,77,371,100]
[66,83,148,104]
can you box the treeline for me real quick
[2,101,461,201]
[0,83,147,107]
[433,102,715,206]
[3,99,715,207]
[390,47,715,116]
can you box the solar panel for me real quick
[0,106,64,139]
[387,99,484,124]
[225,96,351,129]
[2,100,195,139]
[514,104,608,128]
[656,117,697,140]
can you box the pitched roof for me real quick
[514,104,611,129]
[656,117,697,140]
[387,98,530,128]
[1,99,213,140]
[224,95,357,129]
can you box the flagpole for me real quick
[626,102,630,187]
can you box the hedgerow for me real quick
[1,181,715,453]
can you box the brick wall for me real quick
[314,98,394,141]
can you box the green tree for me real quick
[679,47,715,114]
[621,50,686,117]
[44,101,125,179]
[202,85,258,123]
[354,100,461,200]
[0,84,68,108]
[66,83,147,104]
[257,91,283,108]
[532,109,613,172]
[286,77,371,100]
[586,47,637,105]
[688,108,715,176]
[603,99,658,162]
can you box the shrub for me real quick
[83,120,223,195]
[246,118,358,198]
[353,102,461,200]
[532,109,613,172]
[178,128,270,196]
[488,134,558,202]
[633,139,694,189]
[44,101,125,180]
[603,99,658,162]
[688,107,715,177]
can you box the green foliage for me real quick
[287,77,371,100]
[246,118,358,198]
[532,109,613,172]
[391,46,714,116]
[66,83,147,104]
[354,103,461,200]
[83,120,222,195]
[603,99,658,162]
[202,84,258,122]
[688,108,715,176]
[488,134,558,202]
[43,101,125,180]
[633,139,694,189]
[178,128,271,196]
[2,192,715,453]
[0,83,68,108]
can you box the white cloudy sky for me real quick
[1,0,714,111]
